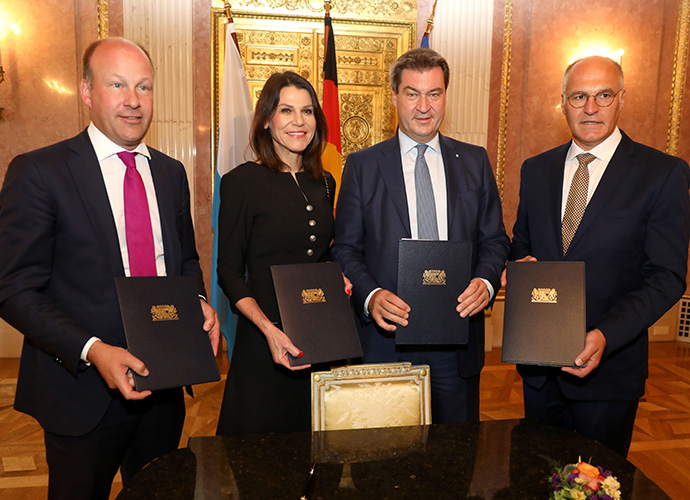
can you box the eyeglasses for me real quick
[564,89,623,108]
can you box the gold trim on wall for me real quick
[495,0,513,201]
[213,0,416,20]
[667,0,689,156]
[97,0,109,38]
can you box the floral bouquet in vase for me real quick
[549,459,621,499]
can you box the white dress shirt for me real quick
[561,127,622,219]
[82,123,167,362]
[400,131,448,240]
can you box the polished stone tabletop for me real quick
[117,419,669,499]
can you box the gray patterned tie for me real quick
[562,152,596,253]
[415,144,439,240]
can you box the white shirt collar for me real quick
[566,127,622,163]
[87,123,151,162]
[398,129,441,156]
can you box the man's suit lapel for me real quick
[377,135,411,236]
[566,133,635,254]
[548,144,569,256]
[66,130,125,277]
[440,134,462,231]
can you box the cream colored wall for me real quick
[434,0,494,148]
[122,0,196,218]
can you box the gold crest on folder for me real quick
[531,288,557,303]
[150,305,179,321]
[302,288,326,304]
[422,270,447,285]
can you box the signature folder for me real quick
[396,239,473,345]
[502,261,586,367]
[271,262,363,367]
[115,276,220,391]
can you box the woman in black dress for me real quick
[216,71,343,434]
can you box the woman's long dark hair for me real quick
[250,71,328,180]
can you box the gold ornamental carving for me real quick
[211,7,415,169]
[343,116,370,144]
[495,0,513,201]
[97,0,109,38]
[667,0,690,156]
[222,0,416,19]
[340,93,374,150]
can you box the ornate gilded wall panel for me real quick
[220,0,416,20]
[211,8,415,166]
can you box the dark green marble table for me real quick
[116,419,670,499]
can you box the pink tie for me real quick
[118,151,157,276]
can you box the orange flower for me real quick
[575,462,602,491]
[576,462,600,478]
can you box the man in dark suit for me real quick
[332,48,509,423]
[506,55,690,456]
[0,38,220,499]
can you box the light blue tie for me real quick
[415,144,439,240]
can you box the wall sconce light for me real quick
[0,21,21,84]
[45,79,73,95]
[612,49,625,65]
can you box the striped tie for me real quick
[562,152,596,254]
[415,144,439,240]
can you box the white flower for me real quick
[602,475,621,499]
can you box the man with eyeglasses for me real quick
[504,55,690,456]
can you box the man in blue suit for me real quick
[506,55,690,456]
[0,38,219,499]
[332,48,509,423]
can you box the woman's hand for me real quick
[263,323,312,371]
[343,274,353,298]
[235,296,311,371]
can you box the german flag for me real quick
[321,11,342,202]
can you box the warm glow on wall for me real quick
[45,80,73,95]
[0,13,21,37]
[569,47,625,65]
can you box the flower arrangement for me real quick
[549,459,621,500]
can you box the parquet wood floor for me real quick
[2,343,689,499]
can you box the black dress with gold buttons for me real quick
[216,161,335,435]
